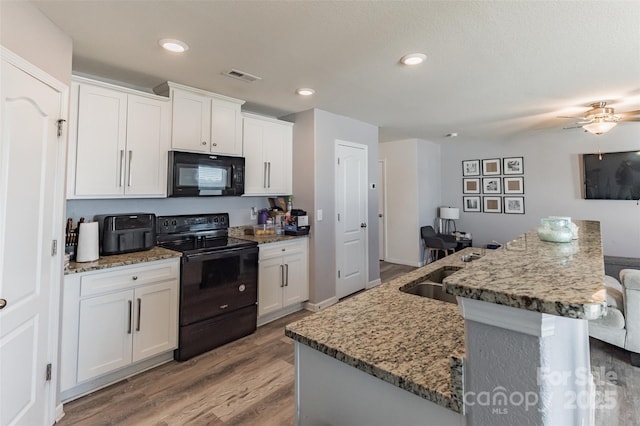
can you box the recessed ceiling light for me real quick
[400,53,426,65]
[296,88,315,96]
[446,133,458,138]
[159,38,189,53]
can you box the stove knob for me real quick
[238,284,246,292]
[163,220,169,227]
[172,220,177,226]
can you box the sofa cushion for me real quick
[620,269,640,290]
[591,306,625,329]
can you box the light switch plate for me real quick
[317,209,323,221]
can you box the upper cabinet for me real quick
[67,77,170,199]
[242,113,293,196]
[154,82,244,156]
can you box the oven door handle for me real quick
[183,246,258,262]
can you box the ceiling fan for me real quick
[559,101,640,135]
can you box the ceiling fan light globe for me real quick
[583,121,617,135]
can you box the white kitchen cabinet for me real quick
[258,238,308,319]
[61,258,179,400]
[243,113,293,196]
[154,81,244,156]
[67,76,170,198]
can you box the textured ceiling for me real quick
[33,0,640,143]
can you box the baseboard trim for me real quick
[304,296,339,312]
[257,303,306,326]
[384,257,422,268]
[55,403,65,423]
[367,278,382,289]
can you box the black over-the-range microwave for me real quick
[168,151,245,197]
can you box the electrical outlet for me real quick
[250,207,257,220]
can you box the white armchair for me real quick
[589,269,640,366]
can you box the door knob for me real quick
[0,298,6,309]
[360,223,367,228]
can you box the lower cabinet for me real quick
[258,238,309,319]
[61,257,179,401]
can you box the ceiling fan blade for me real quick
[562,125,584,130]
[557,115,585,119]
[619,109,640,120]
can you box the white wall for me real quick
[441,125,640,257]
[286,109,380,304]
[379,138,442,266]
[0,1,72,86]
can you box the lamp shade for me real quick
[583,120,617,135]
[440,207,460,220]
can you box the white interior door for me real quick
[377,160,386,261]
[335,141,368,299]
[0,53,65,426]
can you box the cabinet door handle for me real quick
[285,263,289,286]
[127,150,133,187]
[119,150,125,187]
[136,298,141,332]
[127,300,133,334]
[263,162,268,188]
[212,142,217,147]
[280,264,285,287]
[267,162,271,188]
[201,141,207,146]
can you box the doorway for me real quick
[377,160,386,261]
[335,140,368,299]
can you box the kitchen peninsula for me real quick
[286,220,606,426]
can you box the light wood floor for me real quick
[58,261,640,425]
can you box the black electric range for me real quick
[156,213,259,361]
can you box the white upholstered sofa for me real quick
[589,269,640,367]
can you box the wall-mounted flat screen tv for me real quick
[583,150,640,200]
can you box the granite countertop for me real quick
[444,220,607,320]
[228,225,308,244]
[286,249,480,414]
[65,246,181,275]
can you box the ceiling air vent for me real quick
[223,69,262,83]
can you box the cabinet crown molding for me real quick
[72,75,168,102]
[153,81,245,105]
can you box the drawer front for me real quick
[259,239,305,260]
[81,259,179,297]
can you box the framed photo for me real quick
[463,178,480,194]
[483,196,502,213]
[503,176,524,194]
[462,160,480,176]
[463,196,481,212]
[504,196,525,214]
[503,157,524,175]
[482,177,501,194]
[482,158,501,175]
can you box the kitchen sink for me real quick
[399,266,462,304]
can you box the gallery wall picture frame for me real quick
[504,196,525,214]
[463,178,480,194]
[503,157,524,175]
[482,158,501,175]
[483,196,502,213]
[482,177,502,194]
[462,159,481,176]
[463,196,481,212]
[503,176,524,194]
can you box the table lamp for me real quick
[439,207,459,235]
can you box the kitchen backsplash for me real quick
[66,197,270,227]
